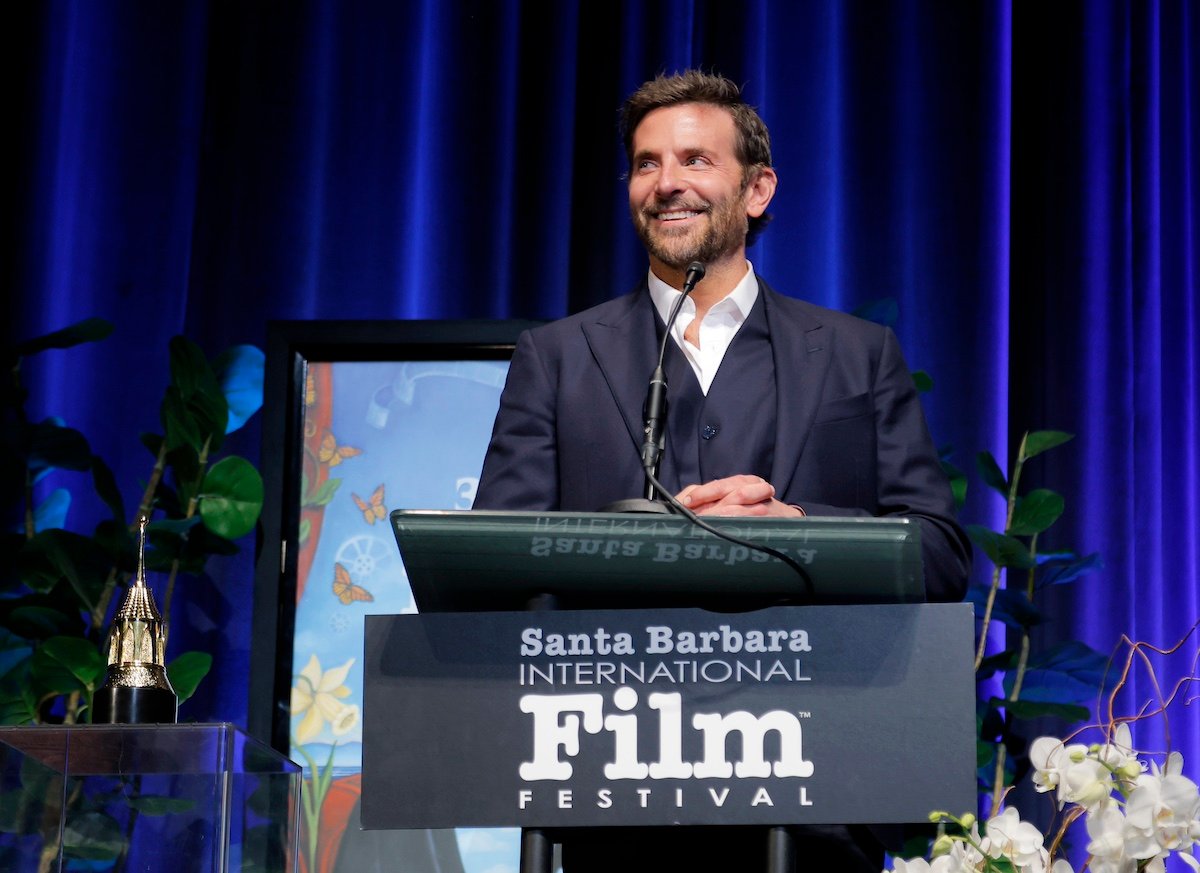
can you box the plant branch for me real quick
[92,440,170,629]
[163,435,211,631]
[974,433,1030,669]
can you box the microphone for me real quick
[639,261,706,499]
[682,260,707,294]
[594,262,814,595]
[599,261,706,513]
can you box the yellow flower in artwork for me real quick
[291,654,359,744]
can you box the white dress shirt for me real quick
[647,261,759,395]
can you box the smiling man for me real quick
[474,71,970,870]
[477,70,968,598]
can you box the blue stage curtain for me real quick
[1011,0,1200,768]
[5,0,1198,783]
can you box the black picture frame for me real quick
[249,319,536,752]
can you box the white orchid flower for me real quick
[1032,736,1098,808]
[889,857,946,873]
[1125,752,1200,855]
[985,807,1048,868]
[1085,805,1133,873]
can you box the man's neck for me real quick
[649,251,750,317]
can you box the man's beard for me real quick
[631,191,749,269]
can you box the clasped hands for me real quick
[675,474,803,517]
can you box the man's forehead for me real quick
[631,102,738,151]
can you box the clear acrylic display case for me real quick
[0,723,300,873]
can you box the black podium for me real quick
[362,511,975,872]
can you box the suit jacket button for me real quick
[701,424,719,440]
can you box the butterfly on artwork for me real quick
[332,562,373,605]
[352,484,387,525]
[319,430,363,467]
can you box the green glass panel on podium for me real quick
[0,723,300,873]
[391,509,924,612]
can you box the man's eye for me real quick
[637,160,657,171]
[685,156,708,167]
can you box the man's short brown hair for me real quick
[619,70,774,243]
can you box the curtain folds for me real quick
[5,0,1198,772]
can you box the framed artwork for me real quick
[251,320,538,873]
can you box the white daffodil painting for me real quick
[291,653,360,745]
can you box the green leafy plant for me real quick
[0,318,265,725]
[967,430,1107,814]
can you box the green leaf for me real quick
[90,455,125,523]
[199,456,263,539]
[164,443,201,502]
[161,386,203,453]
[1008,489,1065,536]
[939,462,967,511]
[147,516,202,536]
[153,480,184,517]
[966,526,1036,569]
[167,336,228,452]
[182,524,239,560]
[965,585,1043,629]
[308,477,342,507]
[168,335,211,399]
[160,388,205,458]
[126,795,196,815]
[62,810,125,861]
[977,738,996,768]
[212,345,265,434]
[1001,699,1090,722]
[911,370,933,393]
[1020,430,1074,461]
[298,517,312,545]
[14,318,114,356]
[975,451,1008,497]
[16,529,111,608]
[145,529,184,571]
[31,636,106,695]
[167,651,212,705]
[92,520,136,571]
[6,605,81,640]
[1038,551,1103,588]
[0,658,38,724]
[1005,640,1111,705]
[975,648,1019,680]
[149,523,237,576]
[27,421,92,473]
[140,431,164,458]
[33,489,71,532]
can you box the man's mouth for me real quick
[649,204,707,223]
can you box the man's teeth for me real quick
[657,210,700,220]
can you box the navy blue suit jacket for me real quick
[476,277,970,601]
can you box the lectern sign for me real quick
[362,604,974,829]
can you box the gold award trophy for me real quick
[92,515,178,724]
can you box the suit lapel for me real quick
[760,282,833,498]
[578,278,835,500]
[581,286,661,452]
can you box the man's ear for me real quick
[744,166,778,218]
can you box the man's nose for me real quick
[654,161,684,197]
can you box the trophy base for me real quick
[92,684,178,725]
